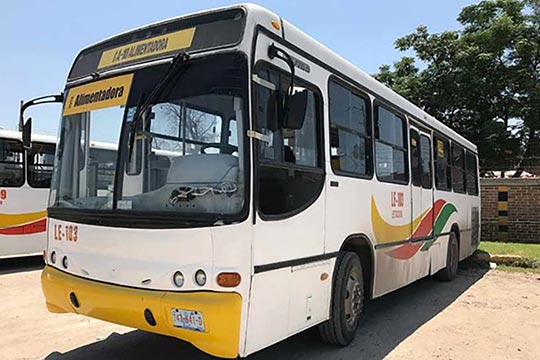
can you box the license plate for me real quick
[171,308,205,332]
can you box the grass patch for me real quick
[479,241,540,261]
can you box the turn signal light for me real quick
[217,272,241,287]
[271,20,280,31]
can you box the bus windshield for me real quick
[49,53,247,220]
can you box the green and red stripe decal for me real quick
[385,199,457,260]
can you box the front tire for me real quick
[436,231,459,281]
[319,252,364,346]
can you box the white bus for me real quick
[37,4,480,358]
[0,129,55,258]
[0,129,121,258]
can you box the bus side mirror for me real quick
[283,90,308,130]
[22,118,32,150]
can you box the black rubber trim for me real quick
[436,231,452,237]
[374,235,439,250]
[374,239,410,250]
[254,252,338,274]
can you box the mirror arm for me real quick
[19,93,64,131]
[268,44,296,121]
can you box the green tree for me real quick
[374,0,539,171]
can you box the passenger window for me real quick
[466,150,479,195]
[0,138,24,187]
[434,136,451,191]
[254,65,323,217]
[27,142,55,188]
[328,80,371,177]
[375,106,408,183]
[451,144,466,193]
[420,135,433,189]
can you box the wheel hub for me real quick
[344,269,362,327]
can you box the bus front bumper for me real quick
[41,266,242,358]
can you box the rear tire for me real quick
[436,231,459,281]
[319,252,364,346]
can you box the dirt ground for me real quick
[1,257,539,360]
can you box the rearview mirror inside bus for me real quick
[22,117,32,150]
[282,89,308,130]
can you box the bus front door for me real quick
[409,127,433,279]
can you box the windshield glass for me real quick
[50,53,247,220]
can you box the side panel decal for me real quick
[371,197,457,260]
[0,211,47,235]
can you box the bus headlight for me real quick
[195,269,207,286]
[62,256,68,269]
[173,271,185,287]
[50,251,57,264]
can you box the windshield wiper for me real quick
[127,51,191,158]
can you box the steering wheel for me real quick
[200,143,238,155]
[55,199,76,208]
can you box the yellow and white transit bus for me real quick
[0,129,55,258]
[37,4,480,358]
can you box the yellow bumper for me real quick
[41,266,242,358]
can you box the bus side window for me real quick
[466,150,479,195]
[0,138,25,187]
[328,79,371,177]
[434,135,451,191]
[254,65,323,216]
[27,142,55,188]
[374,105,408,183]
[419,134,433,189]
[451,143,466,193]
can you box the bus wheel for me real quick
[435,232,459,281]
[319,252,364,346]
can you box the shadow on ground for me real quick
[0,255,44,275]
[44,268,488,360]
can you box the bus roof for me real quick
[0,129,56,144]
[70,3,476,152]
[276,11,477,152]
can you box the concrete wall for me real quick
[481,178,540,243]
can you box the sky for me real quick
[0,0,479,136]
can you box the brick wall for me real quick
[481,178,540,243]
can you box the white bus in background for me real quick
[0,129,119,258]
[0,129,55,258]
[35,4,481,358]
